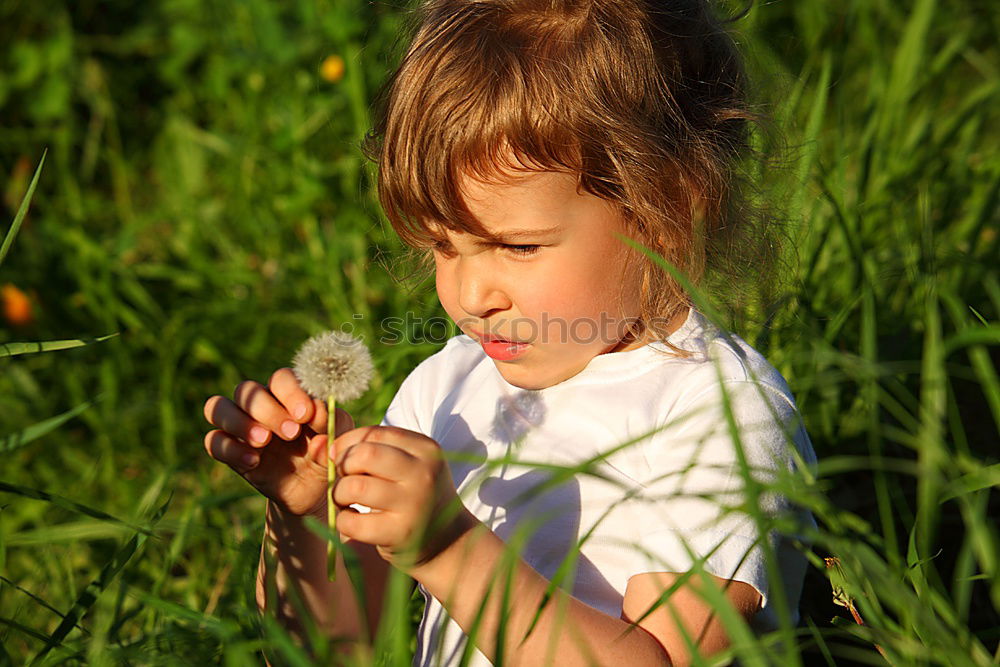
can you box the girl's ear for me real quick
[647,191,707,251]
[692,196,707,224]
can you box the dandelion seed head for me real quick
[292,330,374,401]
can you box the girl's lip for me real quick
[468,329,531,361]
[479,339,531,361]
[469,329,526,344]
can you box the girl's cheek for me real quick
[434,268,458,307]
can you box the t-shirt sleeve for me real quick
[362,357,433,513]
[378,351,440,433]
[379,370,422,430]
[378,336,482,435]
[629,377,816,631]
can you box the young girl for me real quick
[204,0,817,664]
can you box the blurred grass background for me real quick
[1,0,998,664]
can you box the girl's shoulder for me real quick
[382,335,493,431]
[667,310,795,400]
[645,312,817,471]
[625,311,804,439]
[405,334,487,386]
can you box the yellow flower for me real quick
[2,284,34,326]
[320,54,345,83]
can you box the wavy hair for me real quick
[364,0,770,344]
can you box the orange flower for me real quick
[3,156,32,212]
[320,54,345,83]
[2,283,34,326]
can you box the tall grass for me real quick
[1,0,997,664]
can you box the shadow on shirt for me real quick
[437,390,622,614]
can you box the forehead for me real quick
[459,169,578,212]
[450,168,619,237]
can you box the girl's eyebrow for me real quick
[481,226,563,243]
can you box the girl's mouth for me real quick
[471,330,532,361]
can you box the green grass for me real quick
[1,0,998,664]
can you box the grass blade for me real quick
[126,589,231,635]
[0,575,91,638]
[0,334,119,358]
[0,401,93,454]
[0,616,60,647]
[28,493,171,664]
[938,465,1000,504]
[0,481,154,537]
[258,613,315,667]
[4,520,137,546]
[0,150,46,269]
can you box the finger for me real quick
[334,425,437,460]
[333,407,355,438]
[337,441,416,482]
[204,429,262,473]
[331,425,380,464]
[303,409,353,465]
[308,401,354,435]
[336,507,406,547]
[233,379,303,442]
[204,395,272,447]
[269,368,316,424]
[302,432,329,468]
[333,473,400,511]
[307,397,328,434]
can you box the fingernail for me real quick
[242,453,259,467]
[281,420,300,439]
[293,403,307,420]
[250,426,270,444]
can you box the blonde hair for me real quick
[364,0,766,343]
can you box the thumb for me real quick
[307,397,354,435]
[333,407,355,437]
[306,409,354,467]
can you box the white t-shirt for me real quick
[380,310,817,666]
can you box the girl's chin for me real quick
[492,353,593,390]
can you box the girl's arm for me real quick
[201,368,394,657]
[257,499,392,656]
[408,517,760,666]
[331,425,761,666]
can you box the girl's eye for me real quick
[503,244,541,256]
[431,240,454,255]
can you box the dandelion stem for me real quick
[327,394,337,582]
[292,329,373,580]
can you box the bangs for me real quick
[366,0,762,340]
[371,4,595,247]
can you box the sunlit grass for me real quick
[1,0,998,664]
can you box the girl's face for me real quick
[432,169,655,390]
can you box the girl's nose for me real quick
[456,257,511,318]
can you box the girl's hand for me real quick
[203,368,353,516]
[331,426,477,570]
